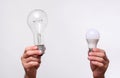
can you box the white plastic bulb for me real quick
[86,29,100,52]
[27,9,48,51]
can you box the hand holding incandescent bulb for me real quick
[27,9,48,52]
[86,29,100,52]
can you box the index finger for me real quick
[23,50,41,58]
[92,48,102,52]
[90,48,109,61]
[24,46,38,53]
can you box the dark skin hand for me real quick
[88,48,109,78]
[21,46,44,78]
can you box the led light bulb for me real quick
[86,29,100,52]
[27,9,48,52]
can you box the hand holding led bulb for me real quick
[86,29,100,52]
[86,29,109,78]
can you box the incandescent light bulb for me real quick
[27,9,48,52]
[86,29,100,52]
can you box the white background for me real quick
[0,0,120,78]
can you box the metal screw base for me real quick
[36,45,46,55]
[89,48,93,52]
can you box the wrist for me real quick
[24,70,37,78]
[94,75,104,78]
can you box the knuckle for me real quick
[29,56,33,60]
[21,56,23,60]
[29,62,39,67]
[29,62,35,66]
[101,52,105,58]
[39,60,41,64]
[25,47,29,52]
[100,58,104,62]
[26,51,31,56]
[99,63,104,67]
[107,59,110,64]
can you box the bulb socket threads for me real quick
[36,45,46,56]
[89,48,93,52]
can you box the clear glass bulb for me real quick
[27,9,48,51]
[86,29,100,52]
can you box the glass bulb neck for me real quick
[33,33,44,45]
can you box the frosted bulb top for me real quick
[86,29,100,39]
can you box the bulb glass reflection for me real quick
[86,29,100,52]
[27,9,47,51]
